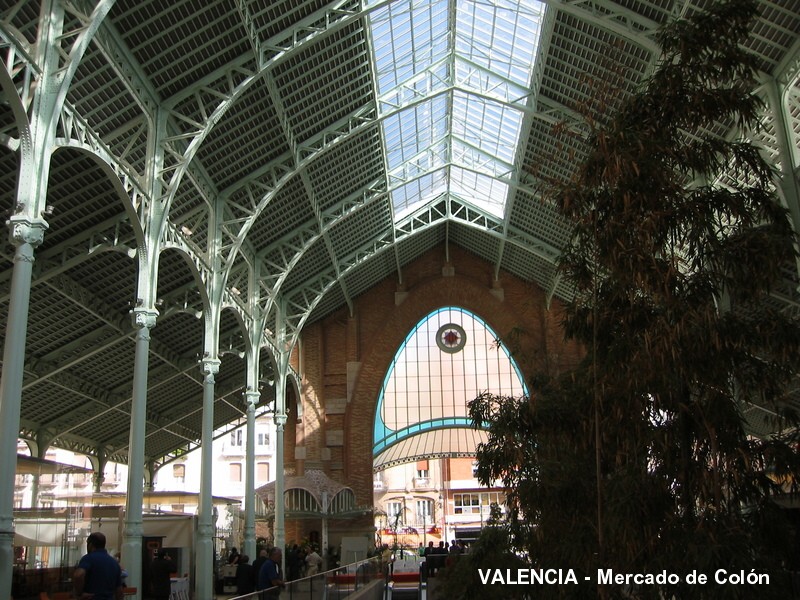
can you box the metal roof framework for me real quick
[0,0,798,469]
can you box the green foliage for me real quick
[433,525,532,600]
[470,0,800,598]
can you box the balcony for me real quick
[222,442,245,456]
[413,477,431,490]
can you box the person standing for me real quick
[150,549,173,600]
[235,554,255,595]
[305,545,322,576]
[286,544,301,581]
[257,547,285,597]
[73,532,123,600]
[380,544,394,577]
[251,548,268,590]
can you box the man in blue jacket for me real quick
[73,532,123,600]
[257,547,285,597]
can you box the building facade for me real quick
[374,457,506,549]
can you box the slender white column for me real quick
[763,79,800,231]
[244,390,259,558]
[273,307,289,571]
[122,308,157,599]
[273,410,287,561]
[196,357,220,600]
[0,219,46,599]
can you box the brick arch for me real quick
[342,245,575,507]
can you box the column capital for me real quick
[244,389,261,406]
[200,356,221,375]
[7,216,48,248]
[273,412,287,428]
[123,522,143,537]
[131,307,158,330]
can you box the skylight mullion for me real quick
[378,56,451,113]
[451,139,514,179]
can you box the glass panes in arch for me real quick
[374,307,527,456]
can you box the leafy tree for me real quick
[433,508,532,600]
[470,0,800,598]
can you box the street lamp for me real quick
[421,510,426,546]
[438,493,444,543]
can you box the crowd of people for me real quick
[223,546,284,596]
[70,531,468,600]
[421,539,468,576]
[224,541,325,596]
[367,538,470,579]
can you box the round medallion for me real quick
[436,323,466,353]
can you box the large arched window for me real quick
[373,307,526,469]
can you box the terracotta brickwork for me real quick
[284,244,581,541]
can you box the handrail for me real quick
[227,555,384,599]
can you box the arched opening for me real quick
[373,306,525,550]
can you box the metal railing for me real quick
[228,556,385,600]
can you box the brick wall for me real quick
[283,243,582,541]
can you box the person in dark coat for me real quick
[251,549,268,589]
[287,544,302,581]
[150,549,173,600]
[257,547,285,597]
[235,554,255,594]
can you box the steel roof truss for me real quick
[550,0,661,52]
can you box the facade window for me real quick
[257,432,270,447]
[453,492,506,514]
[230,430,243,447]
[173,464,185,483]
[416,469,429,479]
[229,463,242,482]
[172,504,184,513]
[386,501,403,526]
[416,499,433,523]
[454,493,481,514]
[257,462,269,482]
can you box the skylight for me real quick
[368,0,546,221]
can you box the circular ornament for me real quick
[436,323,466,353]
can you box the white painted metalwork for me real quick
[0,1,797,596]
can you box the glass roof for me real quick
[368,0,546,220]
